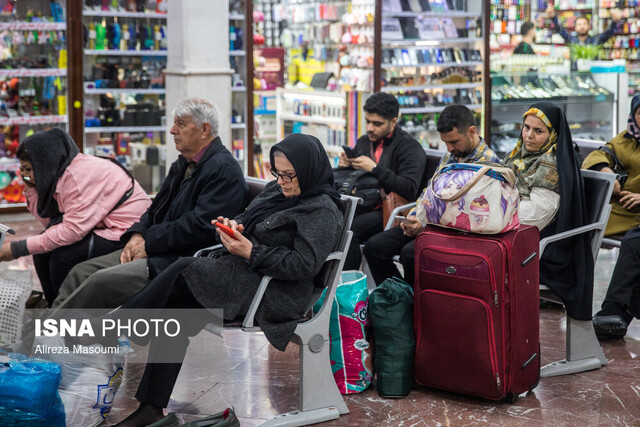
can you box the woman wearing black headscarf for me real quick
[0,128,150,304]
[583,93,640,236]
[505,101,594,322]
[109,133,344,427]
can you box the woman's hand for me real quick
[600,167,622,195]
[212,217,252,259]
[619,191,640,210]
[0,242,14,262]
[213,216,244,234]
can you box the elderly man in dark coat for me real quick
[109,134,344,427]
[50,97,249,309]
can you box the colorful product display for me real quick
[383,0,483,146]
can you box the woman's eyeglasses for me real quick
[270,169,297,183]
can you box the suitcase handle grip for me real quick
[522,352,538,369]
[521,252,537,267]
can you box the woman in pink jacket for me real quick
[0,128,151,305]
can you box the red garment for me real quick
[374,143,383,163]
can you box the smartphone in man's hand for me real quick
[342,145,358,159]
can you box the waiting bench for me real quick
[196,176,359,426]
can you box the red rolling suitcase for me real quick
[413,225,540,402]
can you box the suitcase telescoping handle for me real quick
[431,166,517,203]
[522,352,538,369]
[521,252,537,267]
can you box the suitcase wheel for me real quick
[505,392,519,404]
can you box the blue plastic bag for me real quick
[0,352,66,426]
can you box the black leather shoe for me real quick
[178,408,239,427]
[593,314,629,340]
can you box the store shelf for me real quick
[229,13,245,20]
[84,126,165,134]
[229,50,246,56]
[382,61,483,69]
[285,20,342,25]
[492,95,614,107]
[231,86,246,92]
[0,21,66,30]
[0,68,67,77]
[382,11,480,18]
[84,49,168,56]
[279,113,346,126]
[0,115,67,125]
[82,10,168,19]
[382,82,482,92]
[400,104,482,114]
[383,37,482,46]
[231,123,246,130]
[84,88,166,95]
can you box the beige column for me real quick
[164,0,232,166]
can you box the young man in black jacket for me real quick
[363,105,500,287]
[50,97,250,309]
[340,92,426,270]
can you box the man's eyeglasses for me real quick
[270,169,297,183]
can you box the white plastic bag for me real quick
[34,335,130,426]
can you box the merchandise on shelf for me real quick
[382,0,484,127]
[383,0,469,13]
[230,0,249,169]
[85,56,165,90]
[491,72,613,103]
[0,1,70,206]
[268,0,375,92]
[491,54,568,74]
[383,65,481,88]
[382,47,482,66]
[598,1,640,60]
[275,88,370,166]
[489,0,600,51]
[83,5,167,53]
[83,0,167,14]
[82,4,167,195]
[254,48,284,91]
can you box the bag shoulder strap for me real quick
[97,156,135,214]
[598,145,626,173]
[431,164,517,202]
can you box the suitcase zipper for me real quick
[425,247,499,306]
[424,289,501,390]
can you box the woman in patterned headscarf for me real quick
[504,101,594,322]
[503,103,561,231]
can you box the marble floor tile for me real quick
[6,214,640,427]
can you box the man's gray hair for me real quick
[172,97,219,137]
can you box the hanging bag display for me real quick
[416,163,520,234]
